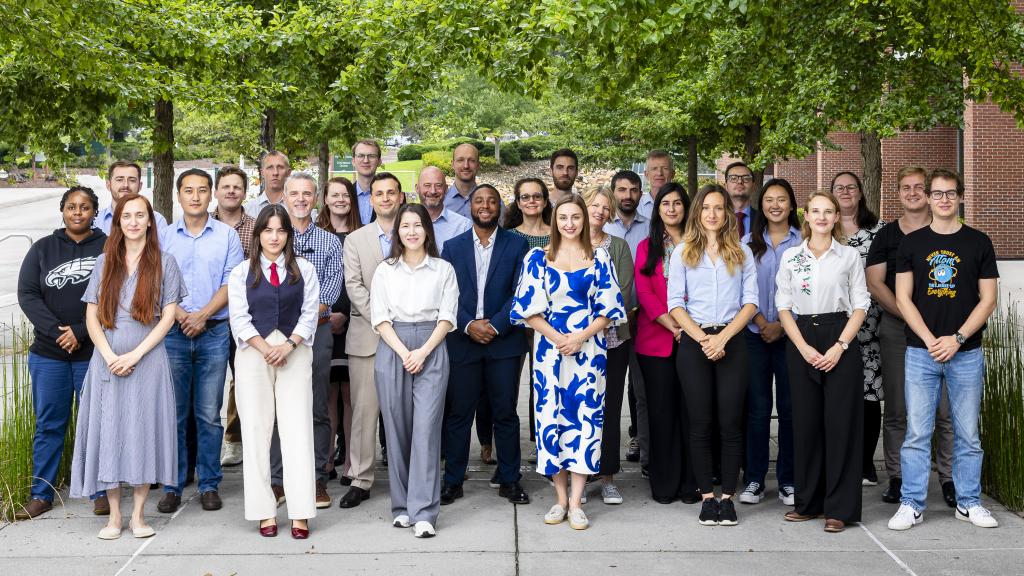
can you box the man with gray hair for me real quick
[267,172,344,510]
[245,151,291,218]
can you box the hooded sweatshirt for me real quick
[18,227,107,361]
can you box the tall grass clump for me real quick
[980,302,1024,512]
[0,320,76,521]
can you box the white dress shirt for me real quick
[228,253,321,349]
[775,238,871,316]
[370,255,459,332]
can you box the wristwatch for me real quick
[955,332,966,345]
[836,339,849,351]
[287,339,298,350]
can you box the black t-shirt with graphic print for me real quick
[896,224,999,351]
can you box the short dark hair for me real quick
[107,160,142,181]
[216,165,248,190]
[829,171,879,229]
[611,170,642,190]
[724,161,751,179]
[549,148,578,169]
[176,168,213,191]
[60,185,100,212]
[928,168,964,197]
[371,171,402,193]
[470,183,501,204]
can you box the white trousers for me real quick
[235,330,316,521]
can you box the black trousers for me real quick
[863,399,881,478]
[638,348,696,501]
[787,313,863,523]
[599,341,631,476]
[676,329,747,495]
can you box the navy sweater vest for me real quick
[246,268,305,338]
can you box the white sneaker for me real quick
[778,485,795,506]
[601,483,623,505]
[888,504,923,530]
[738,482,764,504]
[568,507,589,530]
[392,515,411,528]
[221,442,243,466]
[956,505,998,528]
[544,504,567,525]
[413,521,435,538]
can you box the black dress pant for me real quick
[787,313,863,523]
[639,346,696,501]
[676,328,747,495]
[599,341,631,476]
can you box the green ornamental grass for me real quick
[981,301,1024,512]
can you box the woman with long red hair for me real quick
[70,193,185,540]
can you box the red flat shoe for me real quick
[291,522,309,539]
[259,523,278,537]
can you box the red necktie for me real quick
[269,262,281,287]
[735,212,746,238]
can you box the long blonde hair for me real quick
[801,190,846,244]
[681,184,746,275]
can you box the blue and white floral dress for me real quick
[511,247,626,476]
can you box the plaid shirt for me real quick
[212,209,256,260]
[293,222,344,319]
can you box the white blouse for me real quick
[228,254,321,349]
[370,255,459,332]
[775,239,870,316]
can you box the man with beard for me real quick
[417,166,471,250]
[640,150,675,219]
[439,184,530,505]
[605,170,650,258]
[445,143,481,219]
[723,161,758,238]
[244,151,291,218]
[549,148,579,203]
[97,160,168,233]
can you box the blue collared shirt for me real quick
[604,211,650,261]
[445,184,473,219]
[159,216,244,320]
[742,226,801,332]
[356,180,374,225]
[292,222,344,319]
[432,209,472,251]
[97,204,168,235]
[376,222,393,258]
[637,193,655,220]
[666,243,759,326]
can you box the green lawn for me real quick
[332,159,422,193]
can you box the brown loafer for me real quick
[14,498,53,520]
[93,494,110,516]
[784,510,822,522]
[824,519,846,533]
[480,444,496,465]
[315,482,332,509]
[157,492,181,513]
[272,484,286,507]
[200,490,223,511]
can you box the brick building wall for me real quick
[963,101,1024,259]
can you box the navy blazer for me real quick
[441,226,530,363]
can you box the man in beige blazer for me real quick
[339,172,405,508]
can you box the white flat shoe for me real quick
[393,515,411,528]
[98,525,122,540]
[544,504,567,525]
[568,507,589,530]
[413,521,435,538]
[131,523,156,538]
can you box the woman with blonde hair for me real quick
[667,184,758,526]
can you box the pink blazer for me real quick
[634,238,675,357]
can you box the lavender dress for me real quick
[70,253,185,497]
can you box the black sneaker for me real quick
[718,498,738,526]
[640,464,649,479]
[680,489,702,505]
[882,477,902,503]
[698,498,720,526]
[942,481,957,508]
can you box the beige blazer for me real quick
[344,223,386,357]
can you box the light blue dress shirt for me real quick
[445,183,474,219]
[377,222,393,258]
[637,192,655,220]
[666,242,759,326]
[432,208,472,251]
[604,212,650,261]
[159,216,244,321]
[97,204,168,235]
[742,226,801,333]
[356,180,374,225]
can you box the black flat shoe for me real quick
[882,477,902,503]
[440,483,464,505]
[338,486,370,509]
[942,481,957,508]
[679,490,702,505]
[498,482,530,505]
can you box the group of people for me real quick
[15,141,1000,540]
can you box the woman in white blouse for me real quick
[776,191,869,534]
[227,204,321,539]
[371,203,459,538]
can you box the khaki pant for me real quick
[347,354,380,490]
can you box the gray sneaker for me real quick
[601,483,623,505]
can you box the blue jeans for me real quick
[744,331,794,488]
[900,346,984,512]
[164,321,230,495]
[28,353,89,501]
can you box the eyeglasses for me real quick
[832,184,859,194]
[354,153,380,161]
[726,174,753,184]
[929,189,959,200]
[518,193,544,202]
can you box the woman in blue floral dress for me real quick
[511,195,626,531]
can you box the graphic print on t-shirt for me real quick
[45,256,98,289]
[925,250,958,299]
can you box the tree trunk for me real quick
[743,119,763,191]
[493,136,501,165]
[860,130,882,217]
[317,139,330,194]
[686,135,699,197]
[260,107,276,153]
[152,99,174,221]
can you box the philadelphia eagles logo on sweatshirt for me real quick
[45,257,98,290]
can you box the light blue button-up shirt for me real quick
[432,208,472,251]
[445,183,474,219]
[159,216,244,321]
[742,226,801,333]
[604,212,650,261]
[637,192,655,220]
[97,204,168,235]
[377,222,393,258]
[666,242,758,326]
[356,180,374,225]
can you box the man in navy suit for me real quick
[440,184,531,505]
